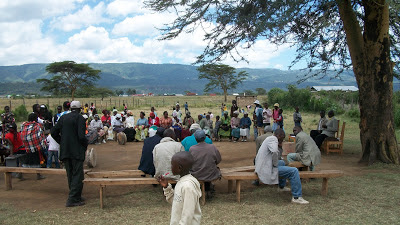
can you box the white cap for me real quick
[254,100,260,105]
[70,101,81,109]
[189,123,201,132]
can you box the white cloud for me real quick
[50,2,110,32]
[66,26,111,50]
[106,0,149,17]
[0,0,81,22]
[221,40,292,68]
[112,13,173,36]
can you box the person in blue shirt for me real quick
[181,123,212,151]
[239,112,252,142]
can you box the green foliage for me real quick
[395,106,400,128]
[243,90,255,95]
[268,86,352,114]
[255,87,267,95]
[13,105,29,122]
[197,63,248,101]
[267,88,286,106]
[146,0,399,76]
[37,61,101,100]
[346,108,360,119]
[115,89,124,96]
[75,86,115,98]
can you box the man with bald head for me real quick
[190,130,221,199]
[153,129,184,181]
[158,151,202,225]
[255,129,309,204]
[287,126,321,171]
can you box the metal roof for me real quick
[311,86,359,92]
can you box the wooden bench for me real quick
[222,170,344,202]
[86,170,146,178]
[0,167,91,190]
[84,177,206,209]
[220,166,255,174]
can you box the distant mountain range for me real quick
[0,62,368,95]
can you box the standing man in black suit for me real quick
[52,100,88,207]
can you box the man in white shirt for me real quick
[153,129,184,181]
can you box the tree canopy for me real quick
[146,0,399,77]
[146,0,400,164]
[37,61,101,100]
[197,64,247,102]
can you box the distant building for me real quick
[311,86,359,92]
[175,94,184,96]
[232,93,239,96]
[186,92,197,96]
[209,93,217,96]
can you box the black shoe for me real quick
[80,197,86,202]
[66,201,85,207]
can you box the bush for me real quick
[395,107,400,128]
[13,105,29,122]
[346,108,360,118]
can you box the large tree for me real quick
[37,61,101,100]
[197,64,248,102]
[146,0,400,164]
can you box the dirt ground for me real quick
[0,139,366,210]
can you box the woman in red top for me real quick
[148,112,160,127]
[101,110,111,128]
[4,123,25,155]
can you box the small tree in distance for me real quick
[256,88,267,96]
[38,61,100,100]
[197,64,248,102]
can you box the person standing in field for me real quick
[230,100,239,117]
[184,102,189,113]
[51,101,88,207]
[293,106,302,127]
[272,103,280,131]
[263,103,273,127]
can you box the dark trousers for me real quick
[310,130,322,141]
[64,158,84,203]
[315,134,328,148]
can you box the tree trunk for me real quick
[337,0,399,164]
[224,89,227,102]
[71,88,75,101]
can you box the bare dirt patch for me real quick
[0,139,366,210]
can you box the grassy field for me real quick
[1,167,400,225]
[1,96,400,224]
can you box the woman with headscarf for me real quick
[181,111,194,140]
[172,111,183,141]
[230,111,241,142]
[218,111,231,140]
[135,112,149,141]
[230,100,239,117]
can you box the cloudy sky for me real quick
[0,0,299,69]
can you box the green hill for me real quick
[0,62,360,95]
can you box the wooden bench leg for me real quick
[100,185,105,209]
[321,178,328,196]
[5,172,12,190]
[201,182,206,206]
[228,180,233,193]
[236,180,241,203]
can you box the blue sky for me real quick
[0,0,301,69]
